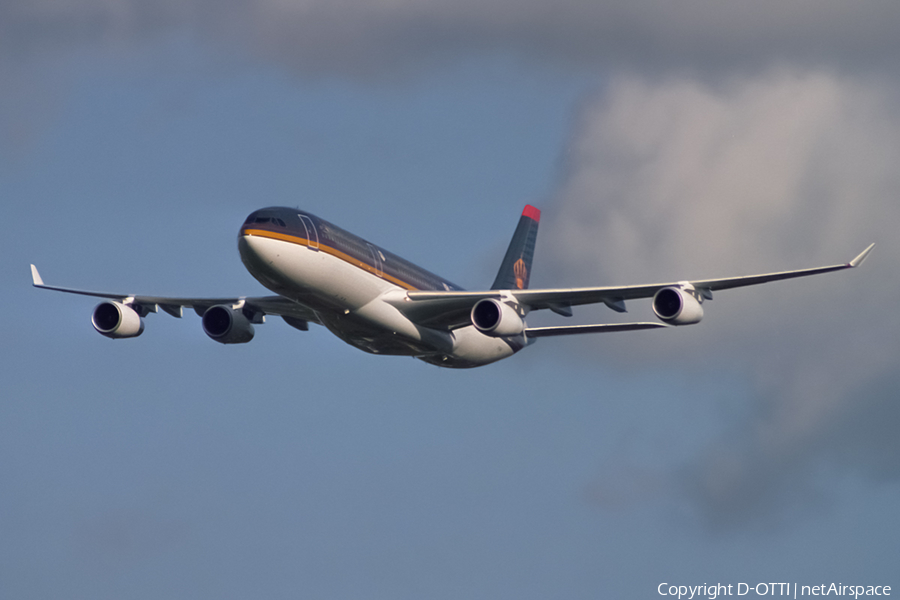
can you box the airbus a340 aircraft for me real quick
[32,206,873,368]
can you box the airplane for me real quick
[31,205,873,368]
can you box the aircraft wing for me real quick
[30,265,321,323]
[394,244,874,329]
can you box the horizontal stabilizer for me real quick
[525,322,669,338]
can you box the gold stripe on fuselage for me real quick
[241,228,420,291]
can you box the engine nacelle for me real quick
[652,287,704,325]
[202,305,255,344]
[471,298,525,337]
[92,301,144,339]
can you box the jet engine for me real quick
[471,298,525,337]
[652,287,704,325]
[202,305,255,344]
[92,301,144,338]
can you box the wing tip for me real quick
[30,264,44,286]
[850,243,875,268]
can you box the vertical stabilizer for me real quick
[491,205,540,290]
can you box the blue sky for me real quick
[3,2,900,598]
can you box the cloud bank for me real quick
[542,71,900,528]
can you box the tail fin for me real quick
[491,205,540,290]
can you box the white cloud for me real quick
[542,71,900,527]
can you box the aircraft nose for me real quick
[238,208,291,273]
[238,230,267,269]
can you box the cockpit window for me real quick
[245,215,286,226]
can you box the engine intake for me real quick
[652,287,704,325]
[202,305,255,344]
[471,298,525,337]
[92,301,144,338]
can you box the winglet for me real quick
[849,243,875,268]
[30,264,44,286]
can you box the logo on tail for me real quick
[514,258,528,289]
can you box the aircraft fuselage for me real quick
[238,208,524,367]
